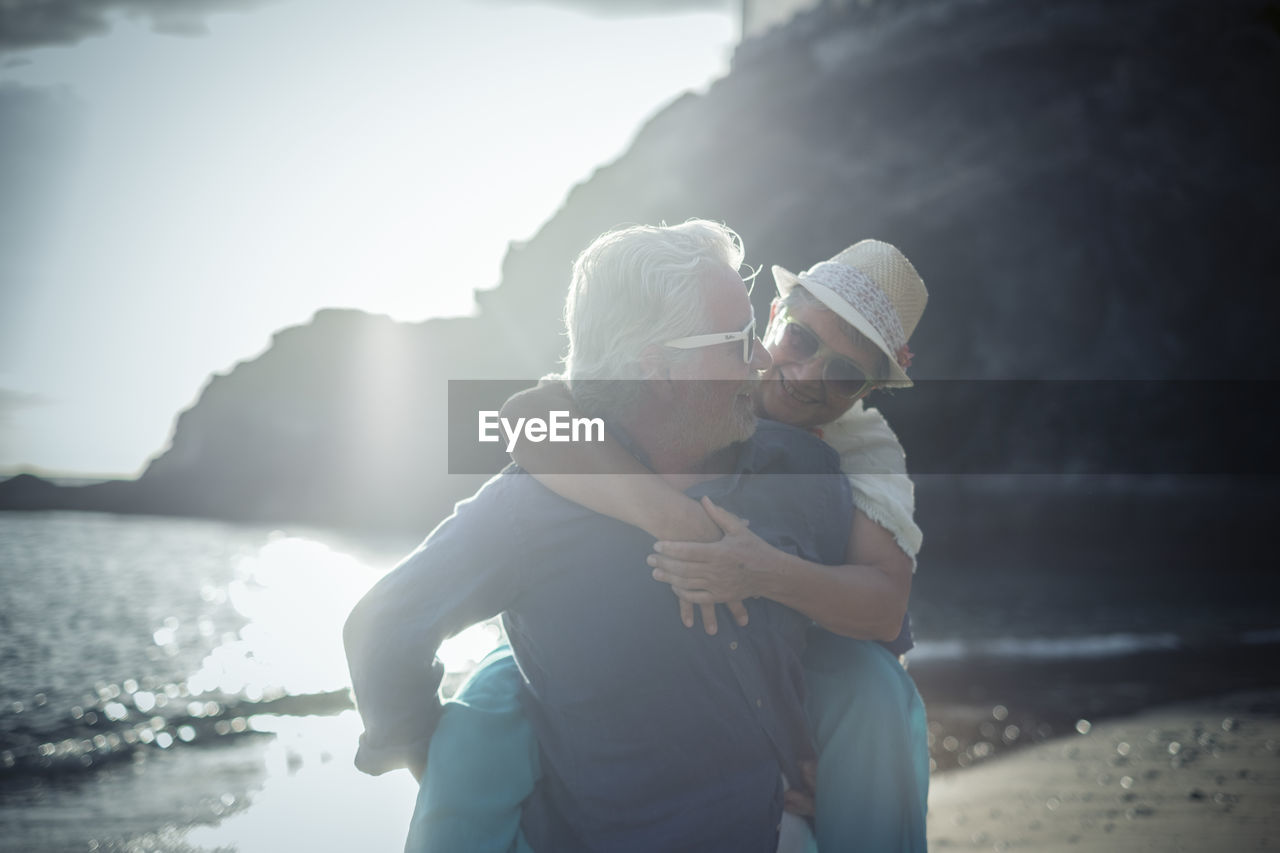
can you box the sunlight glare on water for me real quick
[183,710,420,853]
[186,534,374,698]
[185,532,503,701]
[436,621,505,673]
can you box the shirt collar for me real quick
[604,417,762,493]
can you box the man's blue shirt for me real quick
[344,420,853,852]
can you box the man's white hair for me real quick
[564,219,746,416]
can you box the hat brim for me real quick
[771,264,913,388]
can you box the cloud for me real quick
[0,389,50,427]
[0,0,732,53]
[0,0,283,53]
[482,0,730,17]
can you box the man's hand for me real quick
[678,598,750,636]
[649,497,775,619]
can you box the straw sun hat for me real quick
[771,239,928,388]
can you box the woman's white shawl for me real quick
[818,400,923,568]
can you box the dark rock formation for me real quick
[485,0,1280,382]
[3,0,1278,537]
[127,309,511,529]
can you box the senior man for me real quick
[344,220,851,852]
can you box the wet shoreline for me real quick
[6,633,1278,784]
[913,638,1280,773]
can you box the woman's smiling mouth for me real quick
[778,367,823,405]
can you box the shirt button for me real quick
[756,698,763,707]
[729,641,738,651]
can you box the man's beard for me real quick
[663,379,758,462]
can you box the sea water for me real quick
[0,511,500,852]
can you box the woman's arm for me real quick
[501,381,746,632]
[501,380,721,542]
[647,497,912,641]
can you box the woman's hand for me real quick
[654,498,747,636]
[783,759,818,817]
[648,497,779,626]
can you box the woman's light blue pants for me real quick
[406,634,929,853]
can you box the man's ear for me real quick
[638,345,677,394]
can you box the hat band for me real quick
[799,261,907,356]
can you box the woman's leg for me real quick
[405,646,540,853]
[804,631,930,852]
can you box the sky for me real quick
[0,0,736,478]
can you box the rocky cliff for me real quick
[4,0,1278,535]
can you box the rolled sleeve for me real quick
[343,472,530,775]
[343,574,448,775]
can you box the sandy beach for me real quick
[927,690,1280,851]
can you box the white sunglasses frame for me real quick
[663,315,757,364]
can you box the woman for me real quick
[411,240,930,852]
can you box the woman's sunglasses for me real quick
[766,304,878,400]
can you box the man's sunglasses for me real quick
[766,304,878,400]
[664,314,757,365]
